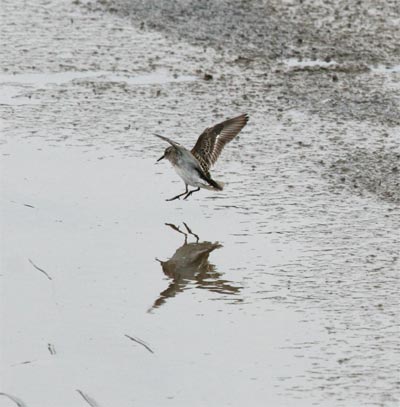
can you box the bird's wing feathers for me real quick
[154,134,181,148]
[191,114,248,172]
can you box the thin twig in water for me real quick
[28,259,52,280]
[23,203,35,208]
[10,360,34,367]
[76,390,100,407]
[125,334,154,354]
[0,392,27,407]
[48,343,56,355]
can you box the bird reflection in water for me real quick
[150,223,241,311]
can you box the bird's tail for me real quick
[197,169,224,191]
[203,179,224,191]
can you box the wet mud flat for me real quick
[88,0,400,204]
[1,0,399,406]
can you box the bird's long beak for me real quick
[156,154,165,163]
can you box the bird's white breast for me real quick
[173,163,204,187]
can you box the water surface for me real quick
[1,0,399,406]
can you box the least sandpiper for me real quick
[155,113,249,201]
[150,223,238,311]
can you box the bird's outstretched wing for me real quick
[154,134,181,148]
[191,114,249,173]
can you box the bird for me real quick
[155,113,249,201]
[150,223,240,311]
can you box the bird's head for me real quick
[157,146,175,163]
[154,133,180,163]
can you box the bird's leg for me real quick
[166,191,187,201]
[165,223,188,244]
[183,222,199,242]
[183,187,201,200]
[166,184,189,201]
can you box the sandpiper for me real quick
[155,113,249,201]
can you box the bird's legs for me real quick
[183,222,199,242]
[165,222,199,244]
[166,184,189,201]
[165,223,188,244]
[183,187,200,200]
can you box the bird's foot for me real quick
[166,191,188,201]
[166,195,181,201]
[183,188,201,200]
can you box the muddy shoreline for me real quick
[85,0,400,203]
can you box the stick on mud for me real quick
[28,258,52,280]
[125,334,154,354]
[48,343,56,355]
[76,390,100,407]
[0,392,28,407]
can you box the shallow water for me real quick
[1,0,399,406]
[1,131,399,407]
